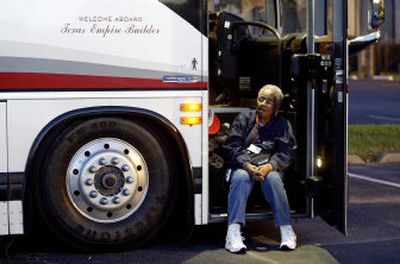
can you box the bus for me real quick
[0,0,384,250]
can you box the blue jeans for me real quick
[228,168,291,226]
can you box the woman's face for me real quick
[256,89,277,120]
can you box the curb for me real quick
[348,152,400,165]
[377,153,400,163]
[348,155,366,165]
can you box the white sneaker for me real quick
[279,225,297,250]
[225,223,247,254]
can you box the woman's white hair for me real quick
[258,84,284,108]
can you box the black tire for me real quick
[35,117,174,250]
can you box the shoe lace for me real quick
[230,229,245,245]
[282,228,293,242]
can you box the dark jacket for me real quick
[223,111,297,172]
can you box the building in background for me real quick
[349,0,400,79]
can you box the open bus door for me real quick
[305,0,349,234]
[303,0,384,234]
[282,0,348,235]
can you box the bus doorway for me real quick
[208,0,308,226]
[207,0,383,234]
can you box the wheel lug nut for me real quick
[99,158,107,165]
[122,164,129,172]
[126,176,134,184]
[89,166,97,173]
[89,191,98,198]
[113,197,121,204]
[122,189,130,196]
[100,197,109,205]
[85,179,94,186]
[111,157,120,165]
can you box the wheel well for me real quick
[25,106,194,238]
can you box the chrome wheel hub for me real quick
[66,138,149,223]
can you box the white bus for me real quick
[0,0,384,250]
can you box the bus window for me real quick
[278,0,326,36]
[279,0,306,34]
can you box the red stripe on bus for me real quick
[0,73,207,89]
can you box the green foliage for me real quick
[349,124,400,162]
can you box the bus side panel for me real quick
[6,92,203,173]
[0,102,8,235]
[0,0,206,90]
[0,102,6,174]
[0,102,24,236]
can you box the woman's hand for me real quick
[253,163,274,182]
[244,163,258,177]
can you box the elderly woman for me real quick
[223,84,297,253]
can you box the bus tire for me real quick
[36,117,174,250]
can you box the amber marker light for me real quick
[180,116,202,125]
[180,103,202,112]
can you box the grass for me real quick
[349,124,400,162]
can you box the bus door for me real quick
[289,0,348,234]
[303,0,384,235]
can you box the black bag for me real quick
[249,152,270,166]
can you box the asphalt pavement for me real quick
[325,164,400,263]
[349,80,400,124]
[247,163,400,264]
[2,164,399,264]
